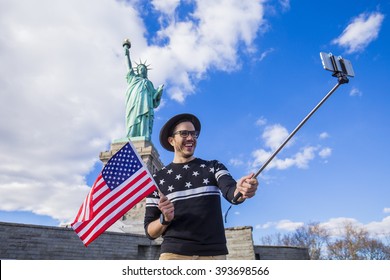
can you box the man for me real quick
[144,113,258,260]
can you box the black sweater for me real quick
[144,158,242,256]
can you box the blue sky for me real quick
[1,0,389,245]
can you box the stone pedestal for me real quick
[99,139,164,235]
[99,139,163,173]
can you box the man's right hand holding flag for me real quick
[146,191,174,239]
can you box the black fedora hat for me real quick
[159,113,201,152]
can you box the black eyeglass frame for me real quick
[172,130,200,138]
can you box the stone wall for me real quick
[254,245,310,260]
[0,222,160,260]
[0,222,309,260]
[225,226,255,260]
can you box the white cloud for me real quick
[293,146,317,168]
[0,0,269,224]
[255,116,268,127]
[255,221,275,230]
[249,123,321,172]
[350,87,363,97]
[365,216,390,237]
[276,219,304,231]
[152,0,180,15]
[258,48,275,61]
[320,217,390,238]
[0,0,139,223]
[262,124,289,150]
[320,217,362,237]
[384,208,390,214]
[150,0,268,102]
[332,12,384,54]
[278,0,290,12]
[229,158,244,167]
[319,147,332,158]
[271,146,316,169]
[256,216,390,238]
[319,132,330,140]
[251,145,317,171]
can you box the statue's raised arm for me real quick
[123,39,132,72]
[123,39,164,141]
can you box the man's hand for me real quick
[234,173,258,202]
[158,191,174,223]
[146,191,175,239]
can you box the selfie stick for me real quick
[231,52,354,203]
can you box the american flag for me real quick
[71,142,157,246]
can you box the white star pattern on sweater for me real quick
[149,160,234,198]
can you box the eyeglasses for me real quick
[172,130,199,138]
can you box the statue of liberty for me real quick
[123,39,163,141]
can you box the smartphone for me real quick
[320,52,355,77]
[320,52,335,72]
[340,57,355,77]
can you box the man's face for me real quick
[169,121,197,159]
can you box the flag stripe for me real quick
[93,176,109,202]
[73,170,147,235]
[81,179,155,245]
[94,170,147,212]
[73,182,154,246]
[73,174,103,223]
[75,171,149,236]
[79,178,155,245]
[73,174,155,245]
[74,186,93,222]
[71,142,158,246]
